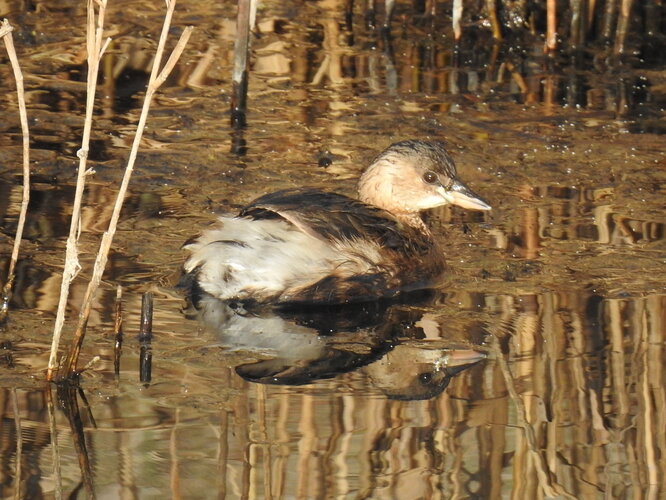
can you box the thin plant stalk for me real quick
[587,0,596,31]
[383,0,396,34]
[231,0,253,128]
[644,0,659,38]
[0,20,31,324]
[139,291,153,341]
[113,285,123,376]
[365,0,376,29]
[614,0,634,56]
[601,0,618,41]
[46,0,110,380]
[486,0,502,41]
[452,0,463,42]
[570,0,584,50]
[545,0,557,52]
[58,3,193,379]
[139,291,154,384]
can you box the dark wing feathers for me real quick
[239,188,428,252]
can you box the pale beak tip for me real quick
[447,179,491,212]
[476,200,492,211]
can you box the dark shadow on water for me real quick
[185,292,487,400]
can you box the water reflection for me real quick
[187,293,486,399]
[1,0,665,497]
[492,183,665,251]
[1,288,664,498]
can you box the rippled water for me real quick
[0,0,665,498]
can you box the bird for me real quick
[181,140,490,307]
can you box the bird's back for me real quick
[183,189,445,306]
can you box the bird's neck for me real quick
[394,212,431,235]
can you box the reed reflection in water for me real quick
[0,286,663,498]
[0,0,665,497]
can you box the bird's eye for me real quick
[422,171,438,184]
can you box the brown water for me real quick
[1,0,665,498]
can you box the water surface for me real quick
[0,0,665,498]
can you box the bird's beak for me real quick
[441,179,491,211]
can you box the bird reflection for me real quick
[185,292,486,400]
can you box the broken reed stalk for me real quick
[139,340,153,384]
[139,291,153,341]
[113,285,122,376]
[0,20,31,325]
[46,0,110,380]
[139,291,153,384]
[230,0,252,128]
[57,3,193,380]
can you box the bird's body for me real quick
[182,140,490,306]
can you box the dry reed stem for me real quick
[485,0,502,41]
[614,0,634,56]
[587,0,597,31]
[602,0,618,40]
[452,0,463,41]
[545,0,557,52]
[232,0,251,85]
[231,0,253,127]
[58,3,193,379]
[490,335,577,500]
[46,0,110,380]
[0,20,31,324]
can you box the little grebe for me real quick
[182,140,490,306]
